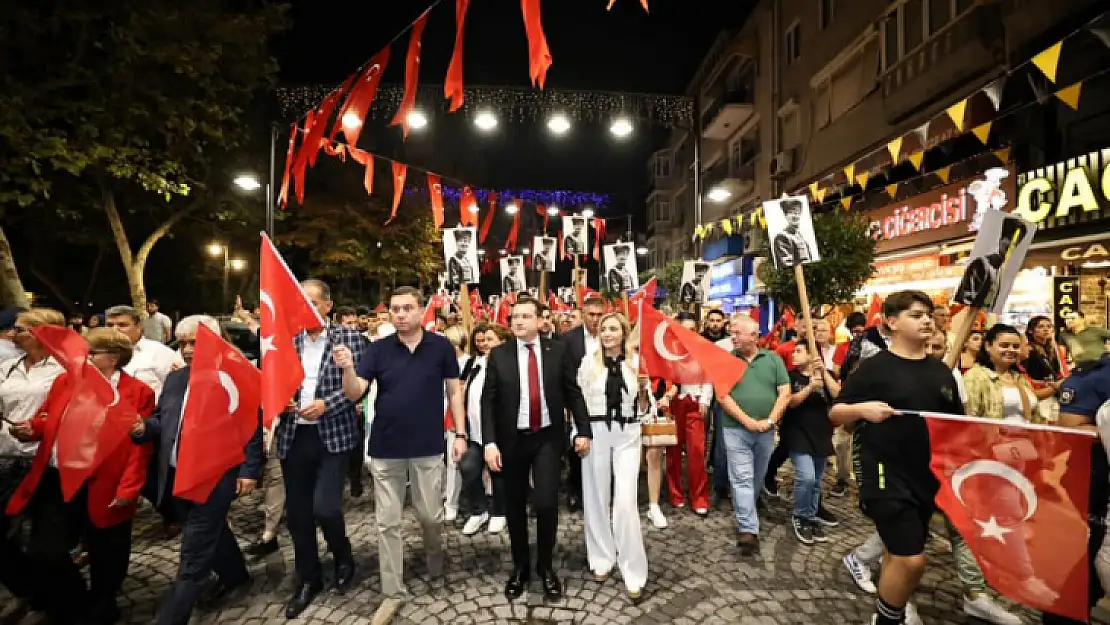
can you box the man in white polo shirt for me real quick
[105,305,184,399]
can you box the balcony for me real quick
[704,161,756,201]
[702,88,755,141]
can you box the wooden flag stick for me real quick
[539,270,547,303]
[793,264,821,363]
[459,283,473,336]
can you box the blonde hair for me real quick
[586,312,636,377]
[16,308,65,329]
[85,327,134,369]
[443,325,468,354]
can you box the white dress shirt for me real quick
[577,356,655,419]
[584,331,600,360]
[0,355,64,457]
[466,355,488,444]
[51,371,120,467]
[0,340,23,364]
[297,329,330,425]
[516,338,551,429]
[124,338,184,400]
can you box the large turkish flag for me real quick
[926,413,1096,621]
[259,232,324,428]
[638,304,746,395]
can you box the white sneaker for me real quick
[444,505,458,522]
[904,601,923,625]
[963,594,1022,625]
[487,516,507,533]
[461,513,488,536]
[843,552,877,594]
[647,504,668,529]
[372,596,405,625]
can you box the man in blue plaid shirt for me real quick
[277,279,369,619]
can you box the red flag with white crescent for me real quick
[460,186,478,227]
[386,162,407,225]
[391,12,429,138]
[331,48,391,147]
[866,293,883,328]
[638,304,746,393]
[444,0,471,112]
[427,173,445,228]
[627,277,657,327]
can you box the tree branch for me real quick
[101,184,134,269]
[134,196,209,269]
[29,264,73,314]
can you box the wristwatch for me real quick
[455,432,468,441]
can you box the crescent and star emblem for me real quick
[652,323,687,362]
[259,289,277,358]
[951,459,1038,544]
[218,371,240,414]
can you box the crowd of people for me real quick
[0,284,1106,625]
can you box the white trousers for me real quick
[582,421,648,591]
[443,431,461,510]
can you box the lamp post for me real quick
[208,242,247,311]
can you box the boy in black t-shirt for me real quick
[831,291,964,625]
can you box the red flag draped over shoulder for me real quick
[520,0,553,89]
[332,48,391,147]
[638,304,746,395]
[926,414,1096,621]
[174,325,261,503]
[391,13,429,138]
[427,173,445,228]
[444,0,471,112]
[259,233,325,428]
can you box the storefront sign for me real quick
[1052,276,1081,329]
[869,166,1016,253]
[708,258,746,299]
[869,254,965,287]
[1015,148,1110,227]
[1022,236,1110,269]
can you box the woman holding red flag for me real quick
[6,327,155,625]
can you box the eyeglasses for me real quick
[12,326,27,334]
[88,349,117,356]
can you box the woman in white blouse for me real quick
[577,312,653,601]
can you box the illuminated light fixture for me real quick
[474,111,498,131]
[547,114,571,135]
[581,208,595,219]
[233,175,261,191]
[341,112,361,129]
[477,249,486,256]
[707,187,732,203]
[522,247,531,255]
[467,201,479,214]
[207,242,224,257]
[546,205,561,216]
[406,110,428,130]
[609,117,633,138]
[505,203,519,215]
[229,258,247,271]
[636,246,649,256]
[499,249,508,255]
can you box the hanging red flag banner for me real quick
[348,148,375,195]
[391,13,430,138]
[331,48,392,147]
[460,186,478,227]
[479,191,498,243]
[427,173,445,228]
[444,0,471,112]
[387,162,408,225]
[520,0,552,89]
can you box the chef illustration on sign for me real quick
[604,243,639,292]
[444,227,479,288]
[967,167,1011,232]
[765,196,820,269]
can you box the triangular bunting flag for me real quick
[721,219,733,236]
[843,163,855,183]
[914,121,930,146]
[1055,82,1082,111]
[971,121,992,145]
[982,77,1005,111]
[885,184,899,199]
[808,182,820,200]
[908,151,924,171]
[855,171,870,189]
[936,166,952,184]
[994,147,1012,164]
[840,196,853,211]
[945,99,968,131]
[1032,41,1064,83]
[887,137,903,162]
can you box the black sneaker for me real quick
[762,480,780,499]
[816,504,840,527]
[808,519,828,542]
[830,479,849,498]
[792,517,814,545]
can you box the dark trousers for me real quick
[27,468,132,625]
[505,427,562,574]
[347,419,365,490]
[0,457,33,600]
[156,468,249,625]
[765,439,790,486]
[710,404,729,492]
[459,442,506,516]
[282,425,352,584]
[143,449,179,526]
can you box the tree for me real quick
[756,212,877,315]
[639,260,684,311]
[0,1,288,309]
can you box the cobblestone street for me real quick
[59,473,1066,625]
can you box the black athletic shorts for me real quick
[860,497,934,557]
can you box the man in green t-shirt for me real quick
[1061,311,1110,368]
[716,315,791,556]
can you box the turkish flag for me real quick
[348,148,374,195]
[926,413,1096,620]
[260,232,324,428]
[444,0,471,112]
[422,296,439,331]
[175,325,261,503]
[390,12,429,138]
[460,186,479,227]
[627,277,657,327]
[495,293,515,327]
[331,48,391,148]
[638,304,746,395]
[277,124,298,209]
[520,0,552,89]
[304,74,356,169]
[386,162,407,225]
[866,293,883,328]
[427,173,445,228]
[479,191,498,243]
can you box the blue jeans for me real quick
[711,404,729,492]
[722,426,775,534]
[790,452,826,521]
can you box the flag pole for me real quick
[793,264,821,363]
[459,283,473,336]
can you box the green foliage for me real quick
[756,212,877,313]
[639,260,684,310]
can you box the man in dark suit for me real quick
[680,262,710,304]
[481,297,591,602]
[558,296,605,511]
[275,279,369,618]
[133,315,263,625]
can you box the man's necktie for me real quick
[526,343,541,431]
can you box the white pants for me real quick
[443,431,461,510]
[582,421,648,591]
[855,530,884,566]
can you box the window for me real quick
[902,0,924,51]
[882,0,976,70]
[814,82,831,128]
[652,153,672,179]
[785,22,801,66]
[657,198,673,222]
[819,0,835,30]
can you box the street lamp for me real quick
[636,246,649,256]
[609,117,633,138]
[546,113,571,135]
[707,186,732,203]
[505,202,519,215]
[581,207,595,219]
[233,174,261,191]
[229,258,248,272]
[341,111,362,130]
[474,111,498,132]
[546,205,561,216]
[406,110,428,130]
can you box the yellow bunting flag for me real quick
[704,223,715,237]
[885,183,899,199]
[993,147,1012,164]
[971,121,992,145]
[808,182,820,200]
[945,100,968,131]
[721,218,733,236]
[855,171,870,189]
[936,166,952,184]
[843,163,855,183]
[840,196,853,211]
[907,151,924,171]
[887,137,903,162]
[815,186,827,203]
[1055,82,1082,110]
[693,225,704,240]
[749,212,758,227]
[1032,41,1064,83]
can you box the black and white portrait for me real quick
[764,196,820,269]
[532,236,557,273]
[562,216,588,257]
[443,227,479,287]
[603,243,639,293]
[679,260,712,304]
[954,210,1036,313]
[500,256,527,296]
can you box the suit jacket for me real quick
[481,337,590,453]
[134,367,263,506]
[772,230,812,267]
[6,372,155,528]
[561,325,588,371]
[275,325,369,458]
[608,267,633,293]
[448,255,476,287]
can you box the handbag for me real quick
[641,412,678,447]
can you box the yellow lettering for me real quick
[1058,295,1074,306]
[1054,167,1099,218]
[1016,177,1053,222]
[1060,281,1075,292]
[1084,243,1108,259]
[1103,161,1110,203]
[1061,247,1082,261]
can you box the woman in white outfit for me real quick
[577,312,652,601]
[442,325,470,522]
